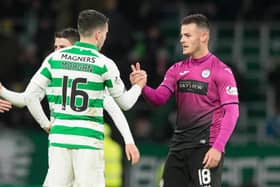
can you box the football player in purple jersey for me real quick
[131,14,239,187]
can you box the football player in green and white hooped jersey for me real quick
[0,27,140,186]
[0,10,146,186]
[25,9,146,187]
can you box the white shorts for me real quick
[43,146,104,187]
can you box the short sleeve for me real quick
[215,66,239,105]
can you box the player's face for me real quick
[54,37,72,51]
[180,23,205,57]
[97,23,108,51]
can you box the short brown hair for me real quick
[181,14,210,30]
[78,9,109,37]
[55,28,80,44]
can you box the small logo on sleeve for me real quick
[179,70,190,76]
[201,69,211,78]
[226,86,238,95]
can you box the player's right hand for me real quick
[125,143,140,165]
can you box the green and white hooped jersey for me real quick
[31,42,126,150]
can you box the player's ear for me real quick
[94,31,101,41]
[200,31,209,43]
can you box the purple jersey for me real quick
[161,53,239,151]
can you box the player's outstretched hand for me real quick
[202,148,222,169]
[125,143,140,165]
[0,99,12,113]
[130,62,147,88]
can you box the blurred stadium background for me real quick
[0,0,280,186]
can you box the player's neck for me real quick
[191,47,209,59]
[80,37,99,48]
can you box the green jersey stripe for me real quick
[48,77,105,90]
[41,68,52,80]
[48,60,107,75]
[53,112,104,124]
[47,95,103,108]
[50,142,101,150]
[105,79,113,88]
[51,125,104,140]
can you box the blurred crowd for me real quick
[1,0,280,144]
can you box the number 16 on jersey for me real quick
[62,76,89,112]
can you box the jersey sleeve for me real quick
[30,55,52,89]
[102,59,141,110]
[102,59,126,98]
[103,94,135,144]
[160,64,178,93]
[215,66,239,105]
[0,86,25,108]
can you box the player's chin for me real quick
[182,49,190,56]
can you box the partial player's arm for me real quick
[141,85,172,107]
[0,82,45,108]
[203,66,239,169]
[24,56,52,131]
[212,67,239,153]
[25,82,50,129]
[104,94,135,144]
[104,94,140,165]
[103,60,146,111]
[131,63,175,107]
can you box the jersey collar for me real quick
[190,52,212,64]
[74,42,99,51]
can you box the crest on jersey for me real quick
[226,86,238,95]
[201,69,211,78]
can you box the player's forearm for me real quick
[0,86,26,108]
[212,103,239,152]
[114,85,142,111]
[0,81,46,108]
[24,82,50,128]
[104,96,135,144]
[142,85,171,107]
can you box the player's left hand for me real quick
[125,143,140,165]
[202,148,222,169]
[0,99,12,113]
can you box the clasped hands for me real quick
[130,62,147,88]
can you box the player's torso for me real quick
[170,54,225,150]
[47,44,108,149]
